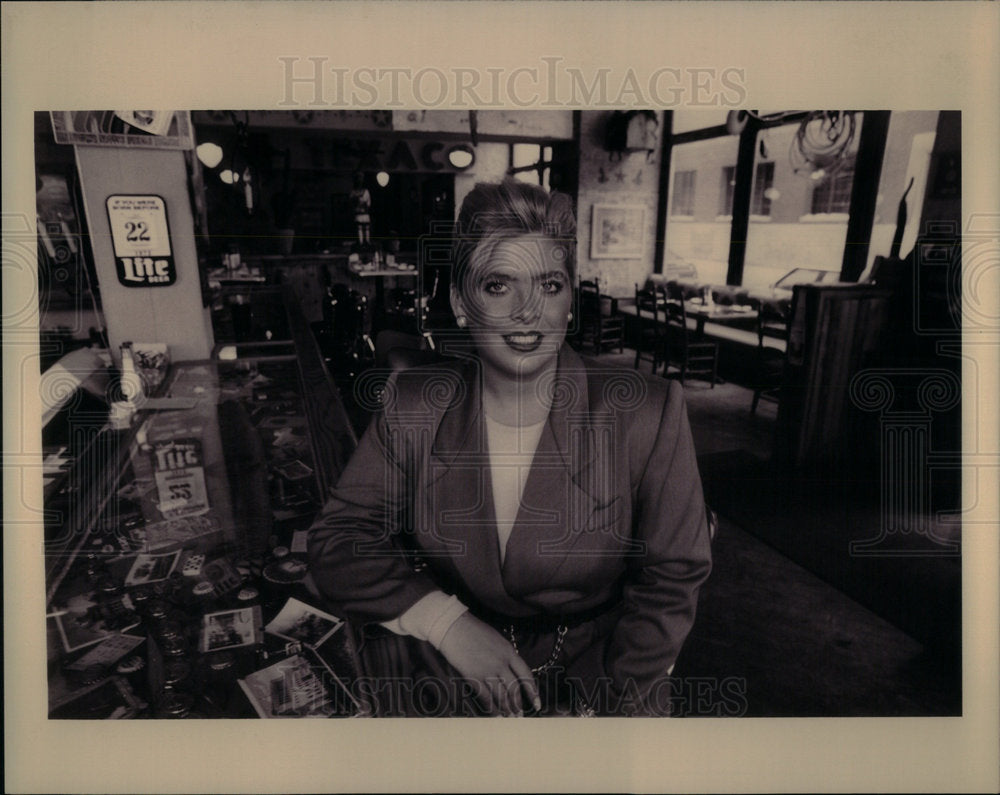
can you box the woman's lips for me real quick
[503,332,543,352]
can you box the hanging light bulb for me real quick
[196,142,224,169]
[447,144,475,169]
[375,171,390,187]
[219,169,238,185]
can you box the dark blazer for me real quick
[308,344,712,715]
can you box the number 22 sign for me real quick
[106,194,176,287]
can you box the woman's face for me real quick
[452,233,573,382]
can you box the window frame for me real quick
[810,159,856,215]
[656,110,888,286]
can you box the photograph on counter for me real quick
[53,611,118,654]
[237,654,336,719]
[264,597,343,649]
[124,550,181,587]
[200,606,263,653]
[48,676,147,720]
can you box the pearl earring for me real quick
[456,315,467,328]
[566,312,573,322]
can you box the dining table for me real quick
[681,299,758,336]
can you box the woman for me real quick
[308,180,711,717]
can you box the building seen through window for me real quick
[662,110,941,290]
[670,170,696,216]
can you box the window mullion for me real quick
[727,123,757,285]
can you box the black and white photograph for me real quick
[123,550,180,587]
[32,101,969,717]
[265,597,343,648]
[4,2,998,793]
[199,606,262,653]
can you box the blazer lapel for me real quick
[421,359,518,612]
[419,346,617,611]
[502,346,607,596]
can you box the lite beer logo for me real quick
[106,194,177,287]
[119,255,173,285]
[152,438,209,518]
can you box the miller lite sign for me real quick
[106,194,176,287]
[151,437,209,518]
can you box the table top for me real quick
[683,300,758,322]
[349,267,419,278]
[206,266,267,286]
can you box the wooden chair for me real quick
[578,278,625,355]
[633,283,667,373]
[751,300,789,413]
[663,283,718,387]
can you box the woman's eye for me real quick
[541,280,564,294]
[484,280,509,295]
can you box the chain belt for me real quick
[505,623,568,675]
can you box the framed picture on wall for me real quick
[590,204,645,259]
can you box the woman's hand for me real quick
[437,612,541,716]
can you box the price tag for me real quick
[151,437,209,518]
[106,194,176,287]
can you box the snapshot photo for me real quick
[124,550,181,587]
[265,597,344,648]
[199,606,262,653]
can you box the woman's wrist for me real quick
[383,590,469,648]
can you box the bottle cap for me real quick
[163,660,192,686]
[77,663,109,685]
[236,586,259,603]
[158,692,194,718]
[117,655,145,676]
[208,651,236,672]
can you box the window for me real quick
[663,135,739,285]
[811,160,855,214]
[742,116,865,289]
[751,162,775,216]
[510,143,553,189]
[719,166,736,216]
[671,170,696,216]
[862,113,939,277]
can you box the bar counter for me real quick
[43,288,367,718]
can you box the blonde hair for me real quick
[452,179,576,294]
